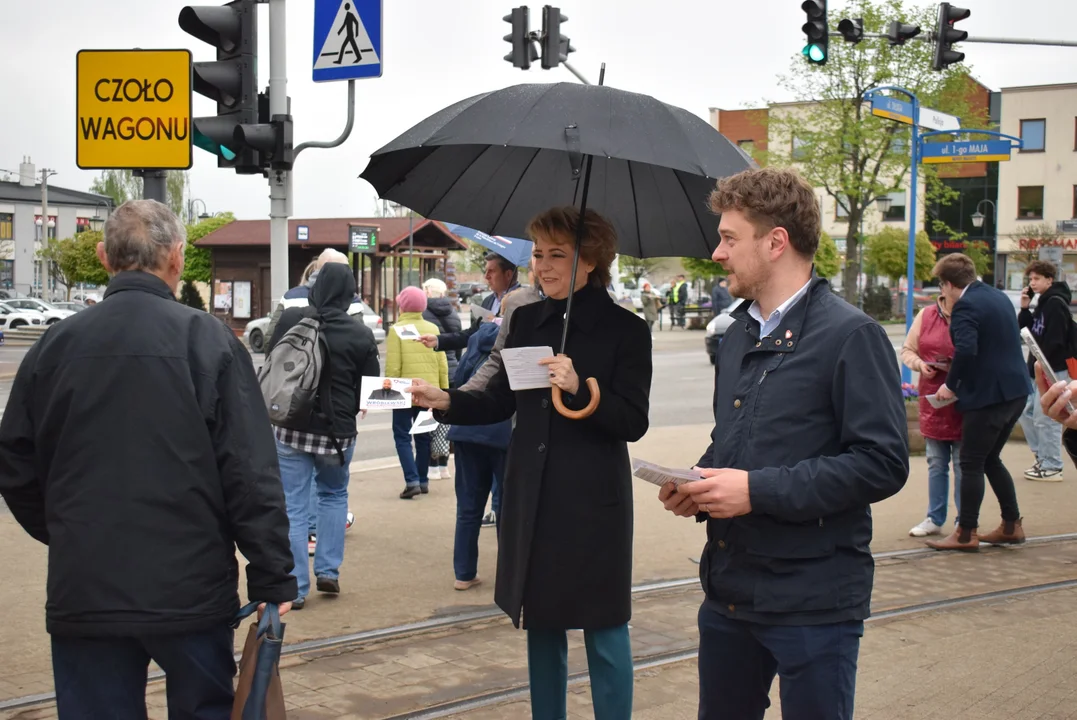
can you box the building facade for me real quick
[995,82,1077,290]
[0,157,112,297]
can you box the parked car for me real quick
[1,297,75,324]
[53,301,88,313]
[0,304,44,330]
[456,282,488,302]
[244,299,386,353]
[704,301,739,364]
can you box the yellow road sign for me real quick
[76,49,192,170]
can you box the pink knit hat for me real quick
[396,286,427,313]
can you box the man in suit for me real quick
[928,253,1032,551]
[419,252,519,353]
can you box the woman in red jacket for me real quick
[901,294,963,537]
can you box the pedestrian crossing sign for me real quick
[312,0,382,82]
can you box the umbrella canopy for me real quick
[443,223,533,269]
[360,82,754,260]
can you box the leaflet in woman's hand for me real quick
[631,458,702,487]
[502,346,554,390]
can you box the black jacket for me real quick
[423,296,462,378]
[439,283,652,630]
[269,263,381,440]
[948,281,1033,411]
[1019,281,1073,376]
[435,290,502,352]
[698,277,908,626]
[0,271,296,637]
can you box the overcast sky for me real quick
[2,0,1075,220]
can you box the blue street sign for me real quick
[312,0,382,82]
[921,139,1013,164]
[870,96,915,125]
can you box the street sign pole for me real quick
[268,0,290,311]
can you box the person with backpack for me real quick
[1018,260,1075,481]
[264,263,381,608]
[387,286,449,499]
[447,321,511,591]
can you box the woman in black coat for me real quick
[409,207,652,720]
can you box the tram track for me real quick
[3,531,1077,714]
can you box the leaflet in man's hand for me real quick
[501,346,554,391]
[470,303,496,322]
[925,393,958,409]
[631,458,703,487]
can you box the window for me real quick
[835,195,849,220]
[76,217,90,234]
[1074,118,1077,151]
[1020,119,1046,152]
[791,135,809,161]
[1073,185,1077,219]
[0,213,11,240]
[882,191,907,222]
[890,136,908,155]
[1018,186,1045,219]
[737,139,755,155]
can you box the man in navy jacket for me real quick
[659,167,908,719]
[927,253,1032,551]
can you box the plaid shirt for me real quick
[273,426,356,456]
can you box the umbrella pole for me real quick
[552,151,601,421]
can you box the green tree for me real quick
[89,169,189,216]
[762,0,988,304]
[814,230,841,279]
[618,255,661,284]
[1006,221,1061,269]
[863,226,937,283]
[183,213,234,284]
[681,257,725,282]
[179,280,206,310]
[964,239,992,277]
[40,231,109,296]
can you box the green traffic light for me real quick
[803,44,827,63]
[193,128,237,161]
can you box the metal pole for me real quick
[268,0,290,309]
[140,171,167,203]
[903,95,920,386]
[294,80,356,159]
[39,169,49,297]
[408,214,414,286]
[561,60,591,85]
[837,31,1077,48]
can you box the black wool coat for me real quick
[439,283,652,630]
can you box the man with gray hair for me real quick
[0,199,296,717]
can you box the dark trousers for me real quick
[52,625,235,720]
[958,396,1025,529]
[453,441,504,581]
[393,406,432,488]
[527,624,633,720]
[697,601,862,720]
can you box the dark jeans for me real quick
[697,601,862,720]
[958,396,1025,529]
[393,407,432,488]
[52,625,235,719]
[453,441,504,581]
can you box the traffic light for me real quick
[933,3,970,71]
[541,6,569,70]
[838,17,864,44]
[179,0,259,172]
[503,7,530,69]
[234,91,293,172]
[887,20,921,46]
[801,0,828,65]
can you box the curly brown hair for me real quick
[526,207,617,288]
[1025,260,1057,280]
[707,167,821,259]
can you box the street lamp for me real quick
[188,198,209,223]
[973,198,998,285]
[875,194,893,214]
[89,200,111,232]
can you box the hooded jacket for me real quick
[269,263,381,439]
[447,322,512,449]
[1019,280,1074,375]
[423,296,462,378]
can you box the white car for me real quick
[1,298,75,325]
[245,300,386,353]
[0,304,45,330]
[704,301,739,364]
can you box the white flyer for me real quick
[359,376,413,410]
[501,346,554,391]
[410,410,439,435]
[631,458,703,487]
[925,393,958,409]
[470,302,496,322]
[394,324,421,340]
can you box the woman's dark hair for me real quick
[526,207,617,289]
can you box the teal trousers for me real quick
[526,624,633,720]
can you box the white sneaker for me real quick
[1025,466,1063,482]
[440,466,452,479]
[909,518,943,537]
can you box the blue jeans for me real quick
[52,626,235,719]
[1019,369,1068,472]
[697,601,862,720]
[527,624,633,720]
[276,439,354,600]
[925,438,962,526]
[393,407,432,488]
[453,442,505,581]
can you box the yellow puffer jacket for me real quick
[386,312,449,389]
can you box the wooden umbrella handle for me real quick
[551,378,601,420]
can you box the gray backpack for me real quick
[258,315,325,426]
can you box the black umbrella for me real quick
[360,71,753,418]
